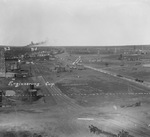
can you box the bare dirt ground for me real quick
[1,52,150,137]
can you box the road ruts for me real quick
[38,75,83,110]
[84,65,150,91]
[32,63,83,110]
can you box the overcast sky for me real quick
[0,0,150,46]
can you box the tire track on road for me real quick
[39,76,83,110]
[32,63,83,110]
[84,65,150,93]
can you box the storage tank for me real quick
[5,90,16,96]
[28,84,37,101]
[28,89,37,101]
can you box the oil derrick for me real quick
[0,49,5,77]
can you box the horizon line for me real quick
[0,44,150,47]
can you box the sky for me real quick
[0,0,150,46]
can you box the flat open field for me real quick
[56,68,150,107]
[1,47,150,137]
[73,53,150,83]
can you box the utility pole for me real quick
[30,63,32,77]
[0,48,6,77]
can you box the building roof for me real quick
[5,90,16,96]
[5,58,18,62]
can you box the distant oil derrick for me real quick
[0,48,6,77]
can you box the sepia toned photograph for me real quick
[0,0,150,136]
